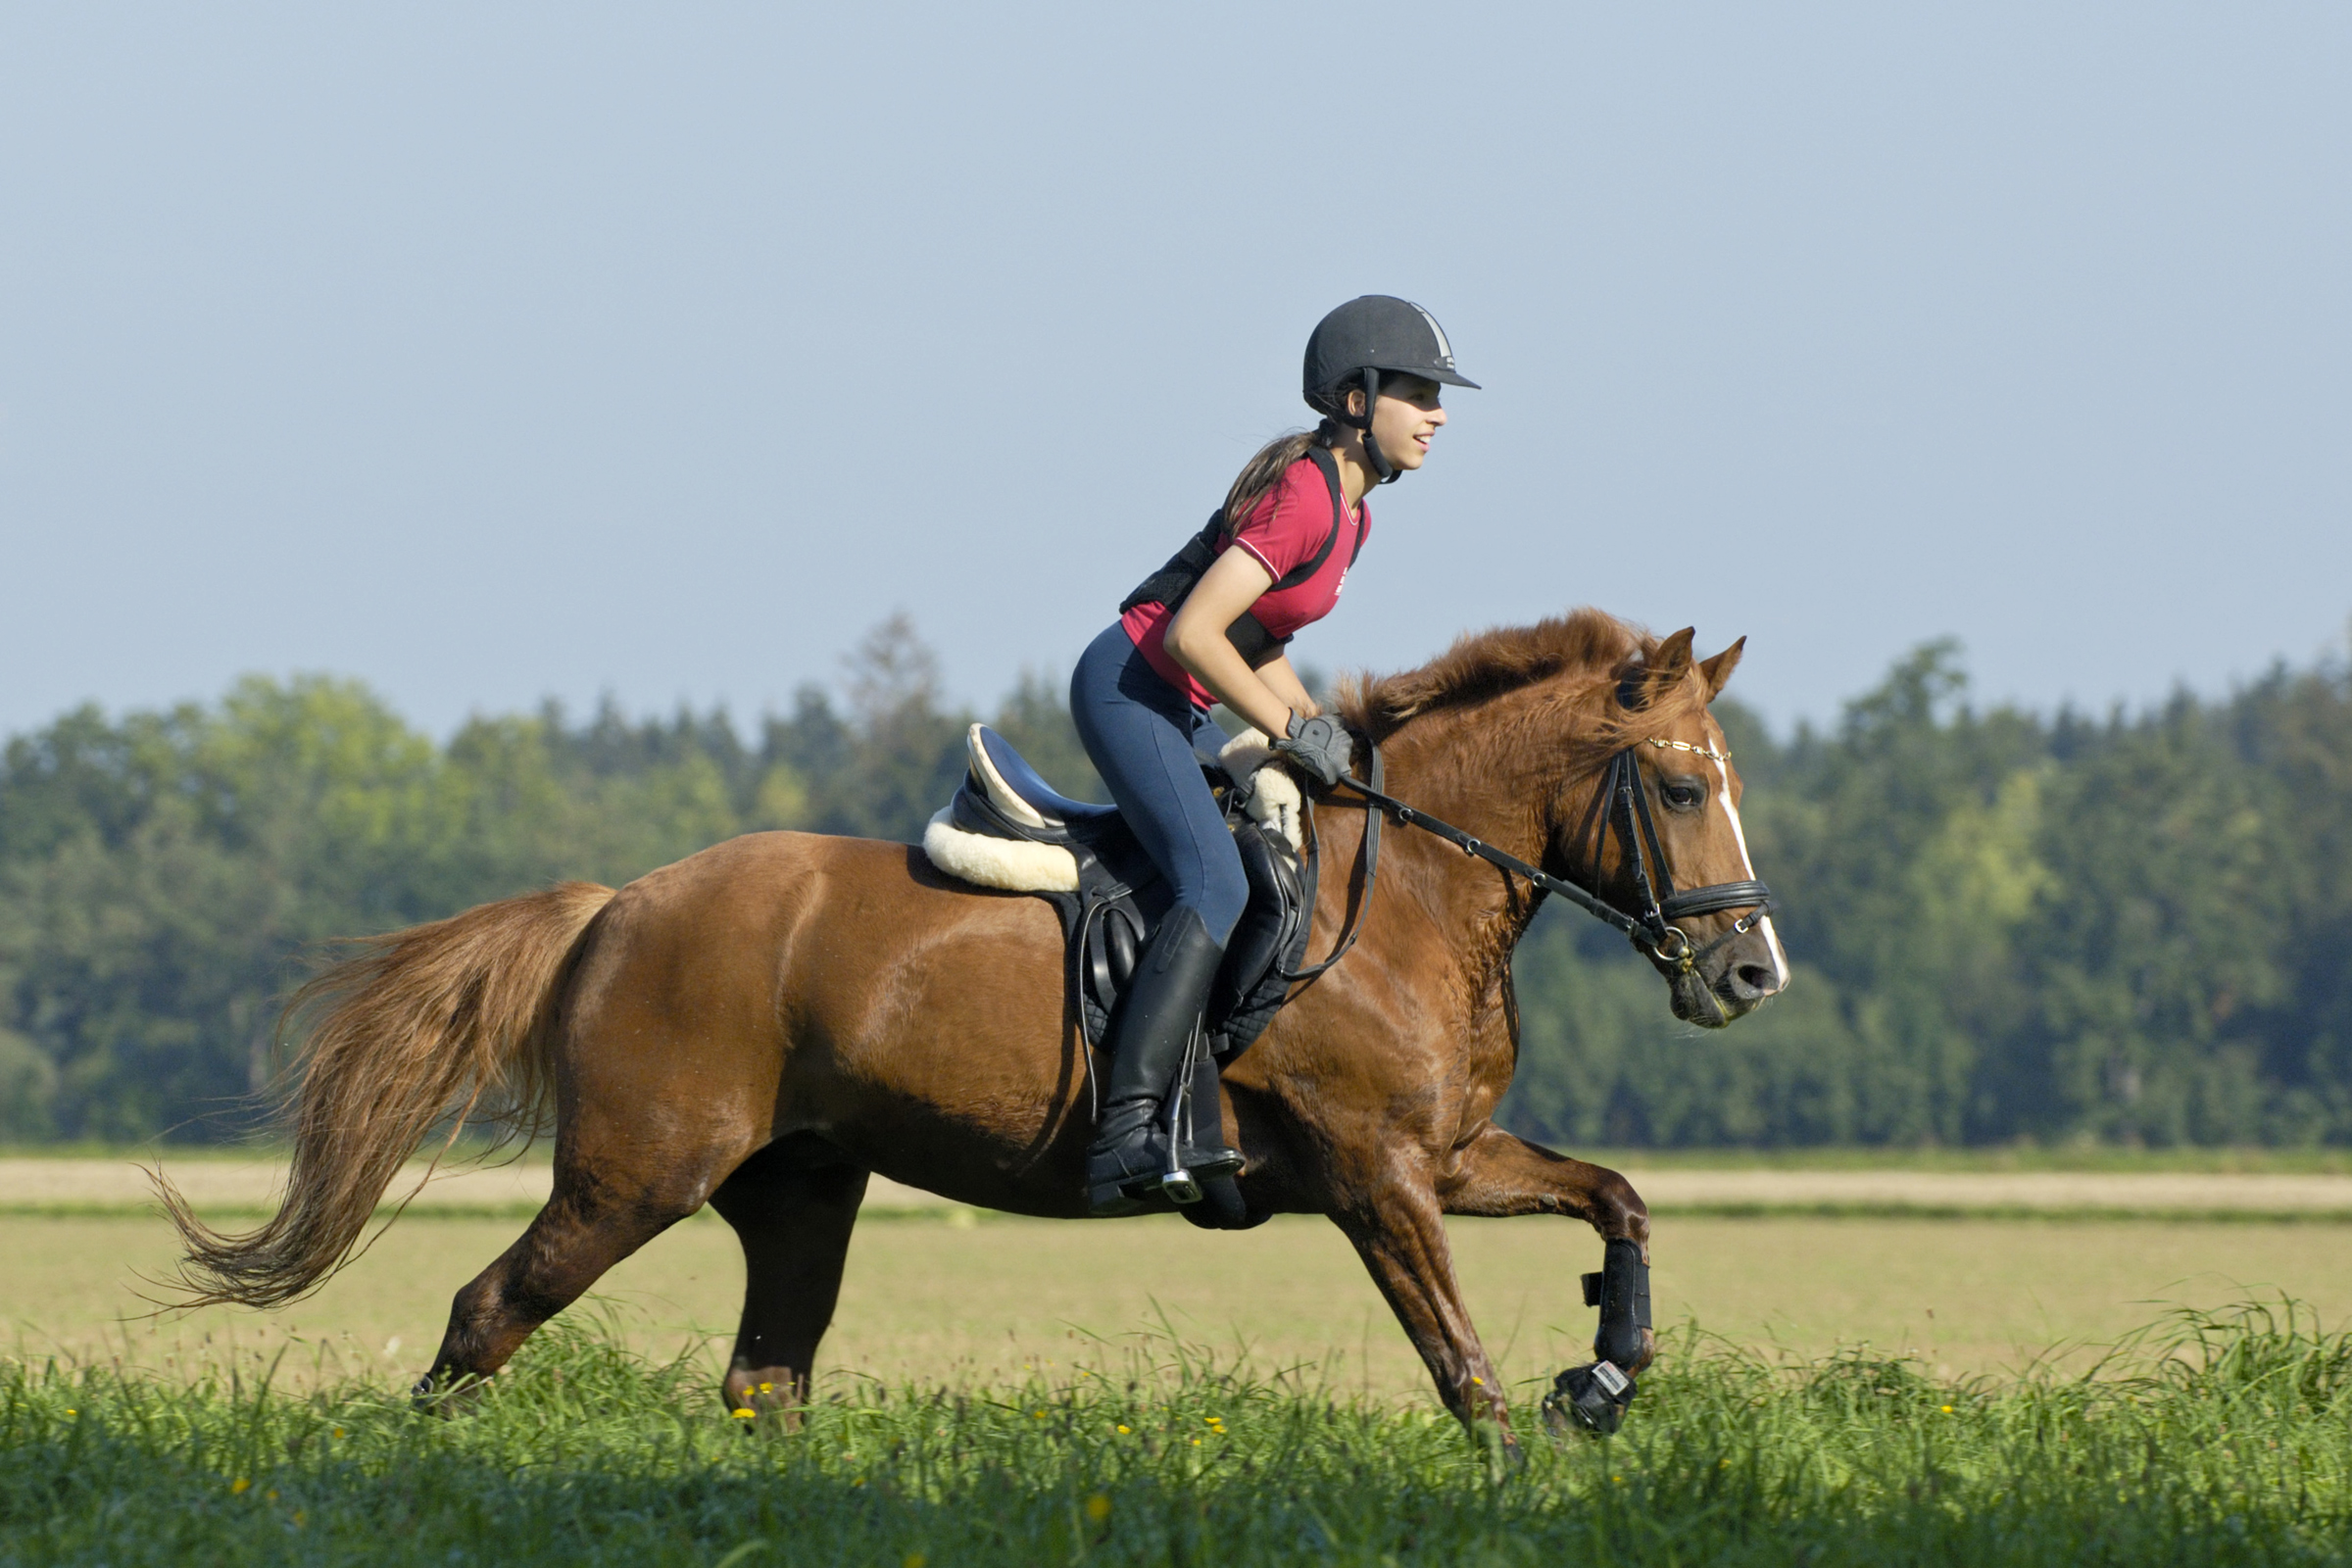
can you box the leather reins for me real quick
[1279,735,1774,983]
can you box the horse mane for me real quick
[1337,609,1708,743]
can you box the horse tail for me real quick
[158,880,618,1308]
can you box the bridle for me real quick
[1279,734,1775,984]
[1580,738,1776,968]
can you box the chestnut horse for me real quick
[164,611,1787,1450]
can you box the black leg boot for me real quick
[1085,906,1236,1216]
[1178,1047,1244,1183]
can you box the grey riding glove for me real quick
[1275,712,1353,788]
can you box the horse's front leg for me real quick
[1442,1123,1649,1244]
[1328,1176,1518,1454]
[1441,1125,1655,1433]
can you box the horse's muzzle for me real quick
[1668,922,1783,1027]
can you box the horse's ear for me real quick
[1699,637,1746,703]
[1650,627,1696,699]
[1623,627,1696,710]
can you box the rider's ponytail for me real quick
[1222,416,1346,535]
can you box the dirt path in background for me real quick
[8,1157,2352,1216]
[1621,1168,2352,1214]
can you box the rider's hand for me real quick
[1274,712,1353,787]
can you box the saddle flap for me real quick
[1215,820,1310,1022]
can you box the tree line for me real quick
[3,615,2348,1148]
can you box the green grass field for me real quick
[9,1161,2352,1564]
[7,1302,2349,1566]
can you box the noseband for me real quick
[1278,735,1774,983]
[1583,740,1775,969]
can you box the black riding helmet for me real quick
[1301,296,1479,484]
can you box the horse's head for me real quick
[1576,627,1788,1028]
[1344,610,1790,1029]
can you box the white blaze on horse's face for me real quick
[1639,711,1788,1025]
[1703,725,1789,998]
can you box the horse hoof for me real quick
[411,1371,493,1417]
[1542,1361,1635,1438]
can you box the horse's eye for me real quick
[1661,776,1706,812]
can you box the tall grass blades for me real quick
[3,1303,2348,1566]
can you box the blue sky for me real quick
[4,5,2346,739]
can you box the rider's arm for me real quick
[1254,655,1320,724]
[1165,548,1301,741]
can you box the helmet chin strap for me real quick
[1347,368,1399,485]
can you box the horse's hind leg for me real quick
[707,1141,868,1419]
[417,1147,733,1406]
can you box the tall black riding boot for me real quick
[1085,906,1241,1216]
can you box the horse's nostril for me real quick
[1735,962,1780,998]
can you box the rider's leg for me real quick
[1084,906,1231,1212]
[1070,627,1250,1212]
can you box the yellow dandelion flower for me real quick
[1084,1493,1111,1522]
[1191,1438,1200,1446]
[759,1382,774,1395]
[230,1478,251,1494]
[1940,1404,1954,1414]
[1471,1377,1484,1386]
[904,1554,928,1568]
[267,1491,279,1502]
[64,1409,75,1416]
[1033,1409,1047,1419]
[1116,1424,1130,1435]
[332,1428,344,1440]
[732,1407,758,1419]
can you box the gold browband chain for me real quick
[1640,737,1729,763]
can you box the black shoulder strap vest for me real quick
[1117,447,1366,669]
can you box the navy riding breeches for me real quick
[1068,623,1249,946]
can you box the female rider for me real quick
[1072,295,1476,1215]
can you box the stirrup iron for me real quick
[1156,1019,1205,1205]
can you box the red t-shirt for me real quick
[1121,458,1369,710]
